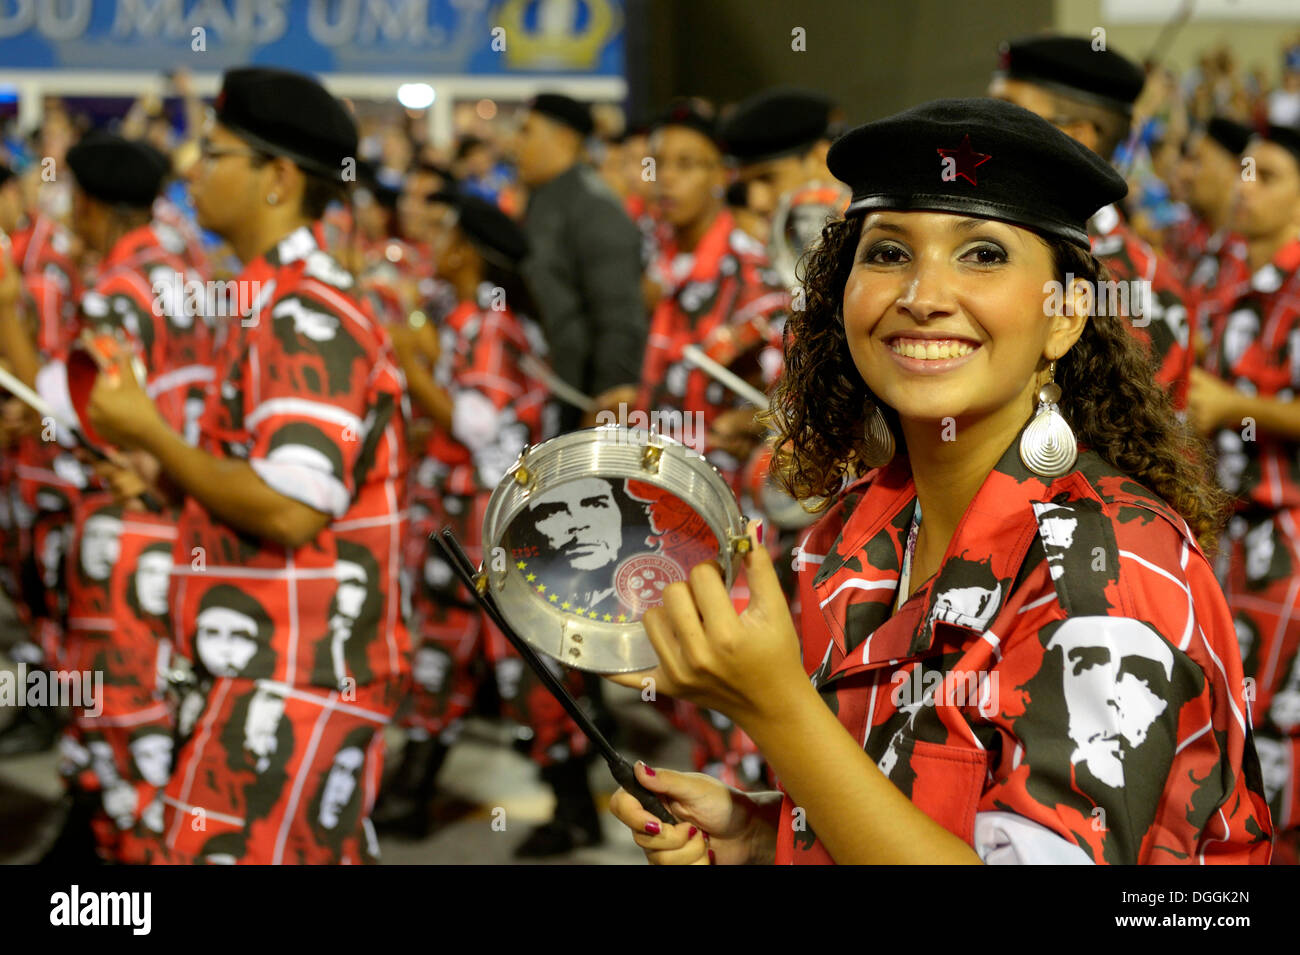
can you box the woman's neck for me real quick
[899,391,1036,568]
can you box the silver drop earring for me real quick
[862,402,896,468]
[1019,359,1077,478]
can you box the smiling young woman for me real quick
[607,98,1273,865]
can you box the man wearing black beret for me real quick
[1172,116,1252,290]
[513,91,646,433]
[1186,121,1300,863]
[990,34,1195,410]
[83,67,411,865]
[718,87,836,224]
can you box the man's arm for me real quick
[86,358,330,549]
[138,418,329,549]
[571,191,647,395]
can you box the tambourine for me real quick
[769,182,850,289]
[481,426,750,673]
[66,331,147,447]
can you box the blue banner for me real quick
[0,0,624,75]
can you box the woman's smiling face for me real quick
[843,210,1078,430]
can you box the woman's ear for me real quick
[1047,275,1091,361]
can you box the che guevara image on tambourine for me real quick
[480,427,750,674]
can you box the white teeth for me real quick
[889,339,975,360]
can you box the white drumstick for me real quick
[0,364,63,424]
[520,353,596,413]
[681,344,770,410]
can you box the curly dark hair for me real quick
[766,214,1229,553]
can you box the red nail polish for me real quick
[708,849,716,864]
[642,764,656,776]
[644,821,661,835]
[756,520,765,545]
[688,826,697,839]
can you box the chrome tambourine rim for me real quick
[480,426,749,674]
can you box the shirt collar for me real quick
[812,425,1084,679]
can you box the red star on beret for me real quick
[936,134,992,186]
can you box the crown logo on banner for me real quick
[499,0,619,71]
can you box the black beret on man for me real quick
[997,35,1146,112]
[1203,116,1254,157]
[650,98,719,144]
[827,97,1128,249]
[528,92,594,137]
[430,190,529,268]
[215,67,358,182]
[66,130,170,208]
[1257,123,1300,167]
[718,87,834,163]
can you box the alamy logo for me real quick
[49,885,151,935]
[593,403,706,453]
[1,663,102,717]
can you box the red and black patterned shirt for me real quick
[779,435,1273,864]
[170,226,410,690]
[636,210,787,482]
[422,290,549,496]
[1201,239,1300,515]
[1090,205,1195,408]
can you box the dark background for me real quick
[627,0,1054,123]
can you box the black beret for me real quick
[827,98,1128,249]
[997,35,1145,114]
[430,190,528,268]
[215,67,357,182]
[719,87,833,163]
[1204,116,1254,157]
[650,98,719,145]
[528,93,593,137]
[66,130,170,208]
[1256,124,1300,168]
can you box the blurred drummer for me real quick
[378,191,602,857]
[83,67,410,864]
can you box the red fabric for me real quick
[153,676,402,864]
[1199,238,1300,852]
[1164,215,1215,284]
[423,298,549,496]
[1090,210,1195,409]
[635,210,788,484]
[776,438,1273,865]
[61,503,177,862]
[170,225,410,690]
[9,213,83,360]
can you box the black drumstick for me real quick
[435,528,677,824]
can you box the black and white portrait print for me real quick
[192,585,277,679]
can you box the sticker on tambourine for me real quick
[502,476,720,624]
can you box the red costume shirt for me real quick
[170,226,410,690]
[636,210,787,479]
[1090,205,1195,407]
[423,291,549,496]
[778,436,1273,864]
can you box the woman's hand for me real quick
[609,761,773,865]
[608,522,806,728]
